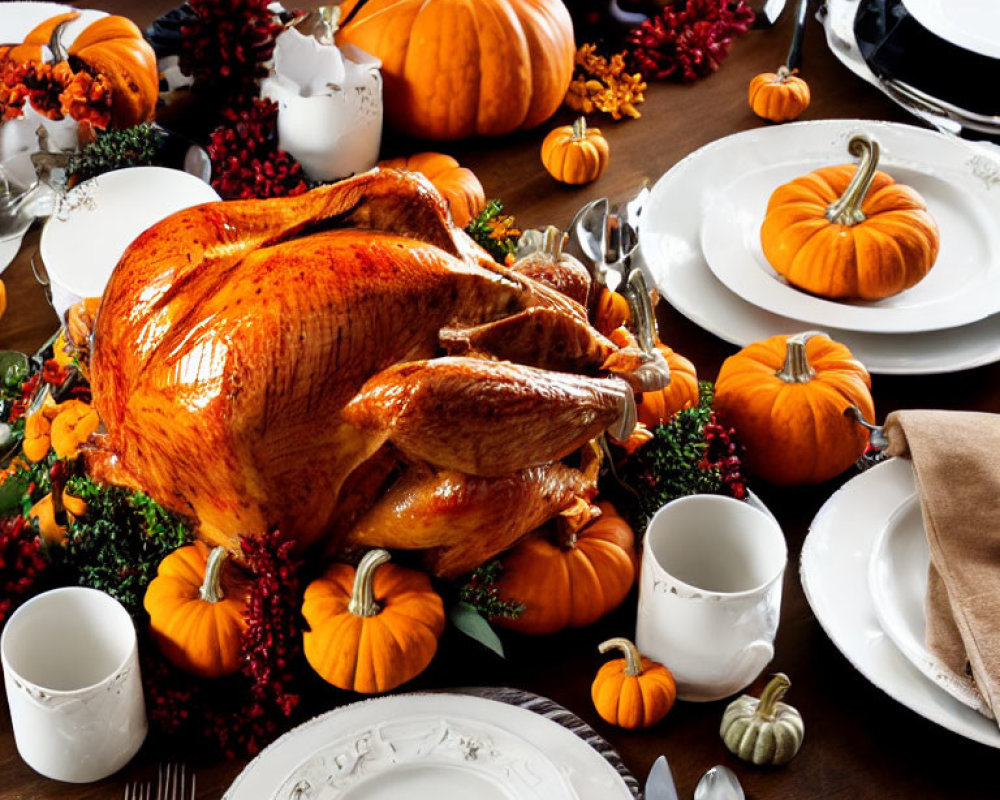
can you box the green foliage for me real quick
[52,475,194,616]
[450,602,506,658]
[68,123,165,184]
[465,199,521,263]
[606,382,726,532]
[457,559,524,619]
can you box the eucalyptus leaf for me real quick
[450,601,505,658]
[0,351,28,388]
[0,469,30,515]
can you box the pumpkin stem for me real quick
[775,331,825,383]
[200,547,230,604]
[825,135,880,226]
[348,548,391,617]
[542,225,566,260]
[776,65,792,83]
[599,637,643,677]
[48,18,73,63]
[571,117,588,140]
[757,673,791,720]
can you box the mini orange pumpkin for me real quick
[748,66,811,122]
[592,637,676,729]
[377,152,485,228]
[637,342,699,427]
[761,135,940,300]
[511,226,592,306]
[492,502,636,635]
[714,331,875,486]
[541,117,610,185]
[593,288,629,335]
[302,549,445,694]
[144,543,250,678]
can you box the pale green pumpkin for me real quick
[720,673,804,766]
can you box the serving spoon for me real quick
[693,765,746,800]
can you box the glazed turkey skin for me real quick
[86,170,635,562]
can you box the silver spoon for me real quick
[693,765,745,800]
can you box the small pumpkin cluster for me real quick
[144,544,444,693]
[0,11,158,130]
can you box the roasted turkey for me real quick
[83,169,664,576]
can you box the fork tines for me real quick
[158,763,197,800]
[123,781,152,800]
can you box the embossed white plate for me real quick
[639,119,1000,374]
[224,694,633,800]
[867,494,992,717]
[698,128,1000,332]
[801,458,1000,747]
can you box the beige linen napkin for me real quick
[884,409,1000,721]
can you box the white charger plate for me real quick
[801,457,1000,748]
[867,494,992,717]
[698,128,1000,332]
[223,693,634,800]
[901,0,1000,60]
[639,118,1000,375]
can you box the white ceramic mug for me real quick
[636,494,787,702]
[1,587,147,782]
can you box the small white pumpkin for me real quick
[720,673,804,766]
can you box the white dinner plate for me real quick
[639,118,1000,375]
[801,457,1000,748]
[901,0,1000,60]
[867,494,992,717]
[698,129,1000,332]
[223,693,634,800]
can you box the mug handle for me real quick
[715,640,775,699]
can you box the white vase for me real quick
[261,32,383,183]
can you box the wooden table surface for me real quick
[2,2,999,798]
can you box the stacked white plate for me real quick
[801,457,1000,747]
[638,118,1000,374]
[821,0,1000,134]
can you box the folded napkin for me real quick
[885,409,1000,721]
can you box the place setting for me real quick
[2,0,1000,798]
[820,0,1000,139]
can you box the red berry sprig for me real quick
[0,516,48,625]
[701,413,746,500]
[179,0,283,110]
[626,0,754,83]
[207,99,308,200]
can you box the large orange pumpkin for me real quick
[714,331,875,486]
[64,15,159,129]
[760,134,939,300]
[492,501,636,635]
[377,152,485,227]
[337,0,575,140]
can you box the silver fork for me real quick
[123,781,152,800]
[157,763,196,800]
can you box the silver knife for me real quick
[645,755,679,800]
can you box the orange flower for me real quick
[22,398,99,462]
[28,490,88,545]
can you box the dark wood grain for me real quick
[2,2,999,798]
